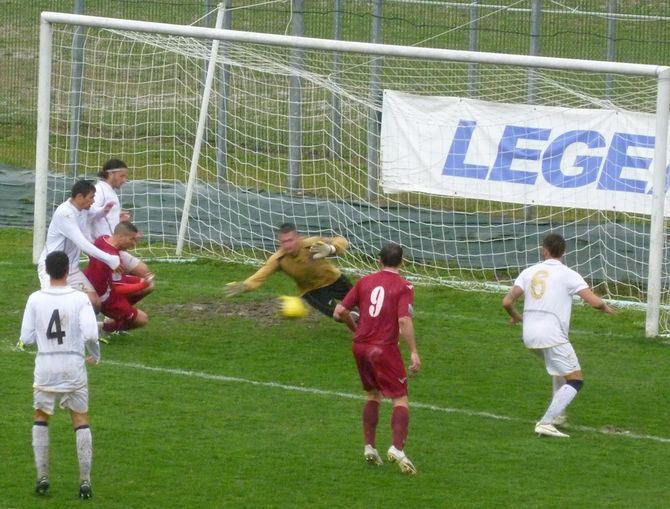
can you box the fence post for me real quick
[367,0,383,199]
[605,0,618,98]
[330,0,344,158]
[528,0,541,104]
[288,0,304,193]
[67,0,86,176]
[216,0,232,181]
[468,0,480,97]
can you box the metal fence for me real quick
[1,0,669,169]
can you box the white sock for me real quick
[75,426,93,482]
[541,384,578,424]
[552,376,567,419]
[552,376,565,395]
[32,423,49,479]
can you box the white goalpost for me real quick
[33,10,670,336]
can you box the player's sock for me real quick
[32,421,49,479]
[552,375,565,395]
[102,319,122,332]
[540,380,582,424]
[552,376,567,421]
[362,400,380,447]
[391,405,409,450]
[75,425,93,481]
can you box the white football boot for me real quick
[535,422,570,438]
[387,445,417,474]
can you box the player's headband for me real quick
[106,167,127,173]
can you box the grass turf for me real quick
[1,228,669,508]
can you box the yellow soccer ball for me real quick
[279,296,309,318]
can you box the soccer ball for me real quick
[279,296,309,318]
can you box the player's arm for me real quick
[79,301,101,364]
[60,217,120,270]
[19,298,37,347]
[226,254,281,297]
[577,288,616,315]
[333,303,357,332]
[309,235,348,259]
[87,200,114,219]
[399,316,420,373]
[502,286,524,325]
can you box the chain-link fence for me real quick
[1,0,669,170]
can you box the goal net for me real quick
[34,12,670,335]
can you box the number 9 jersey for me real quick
[20,286,100,392]
[341,268,414,345]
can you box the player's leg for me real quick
[32,405,52,495]
[371,344,416,474]
[363,390,383,466]
[535,344,582,438]
[65,389,94,499]
[68,270,102,312]
[386,396,417,474]
[353,343,383,466]
[101,293,147,333]
[304,276,357,326]
[551,375,568,426]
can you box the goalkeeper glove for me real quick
[225,281,248,297]
[309,241,336,260]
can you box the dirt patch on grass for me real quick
[154,298,322,326]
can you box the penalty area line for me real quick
[105,359,670,444]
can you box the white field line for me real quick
[104,359,670,444]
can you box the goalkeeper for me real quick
[225,223,355,326]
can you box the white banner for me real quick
[381,90,669,215]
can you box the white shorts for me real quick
[533,343,581,376]
[33,386,89,415]
[38,264,95,293]
[120,250,141,272]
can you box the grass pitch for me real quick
[1,228,669,508]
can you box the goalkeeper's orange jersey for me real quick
[243,236,348,295]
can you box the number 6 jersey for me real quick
[20,286,100,392]
[513,259,588,348]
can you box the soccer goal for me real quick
[33,10,670,336]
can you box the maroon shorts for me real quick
[101,291,139,324]
[352,342,408,399]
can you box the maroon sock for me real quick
[362,400,380,447]
[102,319,121,332]
[391,405,409,450]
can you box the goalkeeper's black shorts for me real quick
[303,275,353,317]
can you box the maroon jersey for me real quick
[342,269,414,345]
[83,236,119,296]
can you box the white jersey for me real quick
[89,180,121,239]
[513,259,588,348]
[20,286,101,392]
[38,199,120,274]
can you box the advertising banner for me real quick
[381,90,668,215]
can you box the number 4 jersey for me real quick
[20,286,100,392]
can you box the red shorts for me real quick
[352,342,408,399]
[101,291,139,324]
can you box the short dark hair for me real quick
[277,223,297,235]
[98,158,128,180]
[45,251,69,279]
[543,233,566,258]
[114,220,139,235]
[70,180,96,199]
[379,243,403,267]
